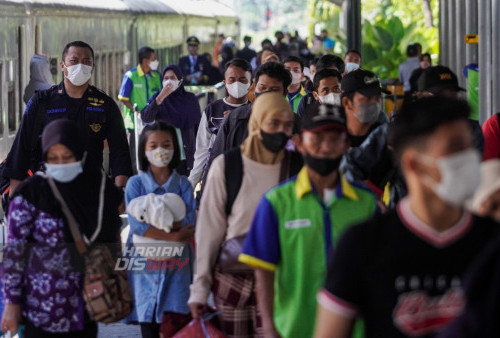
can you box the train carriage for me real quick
[0,0,239,160]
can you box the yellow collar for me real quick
[295,167,359,201]
[137,64,159,78]
[137,64,145,77]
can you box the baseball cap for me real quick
[186,36,200,46]
[341,69,390,97]
[417,65,465,93]
[301,102,346,133]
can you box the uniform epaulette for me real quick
[36,85,56,101]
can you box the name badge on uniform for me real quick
[134,84,143,88]
[285,219,311,229]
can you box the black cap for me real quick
[341,69,390,96]
[186,36,200,46]
[301,103,346,133]
[417,65,465,93]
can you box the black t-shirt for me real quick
[321,198,500,338]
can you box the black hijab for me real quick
[15,119,121,243]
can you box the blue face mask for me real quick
[345,62,360,73]
[45,161,83,182]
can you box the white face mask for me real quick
[64,63,92,86]
[162,79,179,92]
[146,147,173,168]
[226,81,250,99]
[345,62,360,73]
[419,148,482,207]
[149,60,159,71]
[45,161,83,183]
[291,72,302,85]
[319,92,341,106]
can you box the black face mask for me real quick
[303,152,342,176]
[260,130,290,153]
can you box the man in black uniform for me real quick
[314,97,500,338]
[3,41,132,195]
[188,58,251,188]
[178,36,210,85]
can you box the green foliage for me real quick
[306,0,346,53]
[307,0,440,80]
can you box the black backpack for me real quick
[223,147,303,215]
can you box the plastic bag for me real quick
[172,317,226,338]
[159,311,192,338]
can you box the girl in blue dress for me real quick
[124,120,195,338]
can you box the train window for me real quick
[35,25,41,54]
[8,60,17,133]
[102,53,109,95]
[93,54,101,89]
[0,63,3,136]
[123,51,130,68]
[114,52,123,99]
[110,52,117,98]
[49,57,59,84]
[8,83,16,133]
[18,27,24,123]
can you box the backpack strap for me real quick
[46,174,88,255]
[224,147,243,216]
[45,170,106,254]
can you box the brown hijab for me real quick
[241,92,293,164]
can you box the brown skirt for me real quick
[212,270,263,338]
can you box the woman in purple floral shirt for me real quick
[1,120,122,337]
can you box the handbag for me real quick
[216,234,252,275]
[46,172,133,323]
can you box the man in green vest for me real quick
[283,56,307,113]
[118,46,162,171]
[239,103,377,338]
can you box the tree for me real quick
[307,0,439,79]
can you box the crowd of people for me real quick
[0,29,499,338]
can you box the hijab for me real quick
[17,119,121,242]
[23,54,55,104]
[157,65,200,130]
[241,92,293,164]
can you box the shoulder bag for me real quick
[46,172,133,323]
